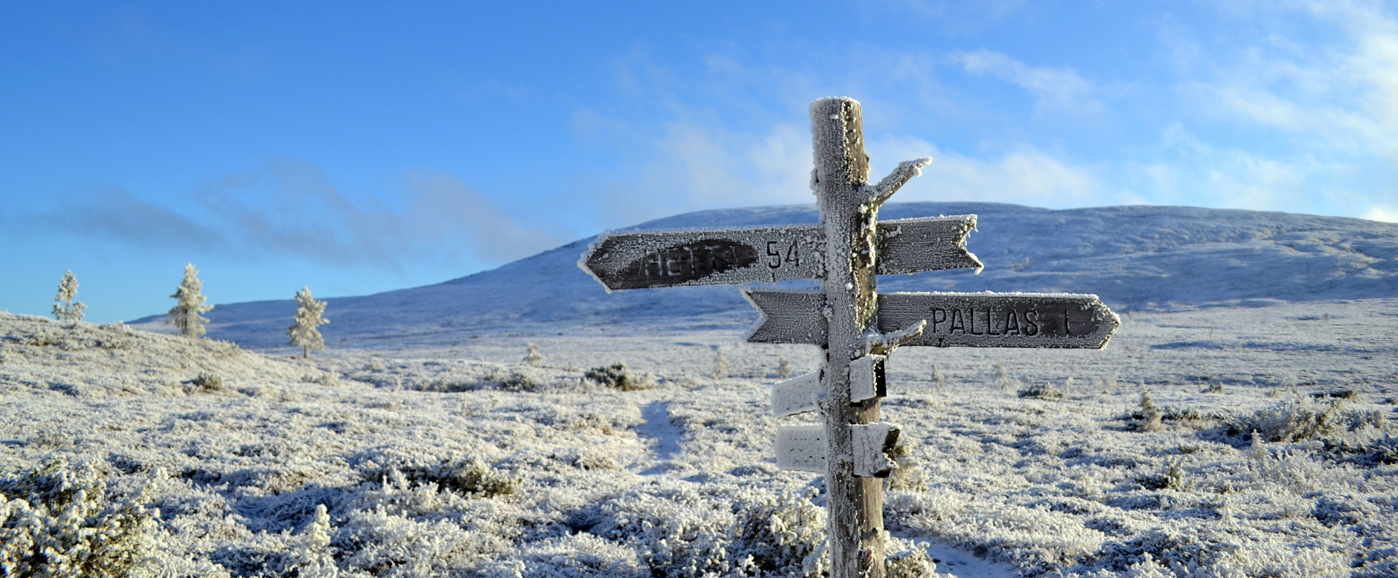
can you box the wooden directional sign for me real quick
[772,371,822,418]
[582,97,1119,578]
[746,289,1119,348]
[776,423,900,478]
[578,216,980,291]
[772,355,884,418]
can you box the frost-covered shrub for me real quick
[499,368,544,392]
[485,533,646,578]
[189,372,225,391]
[1095,525,1350,577]
[1226,395,1341,442]
[573,489,731,577]
[885,439,927,492]
[26,327,59,347]
[1365,433,1398,464]
[1097,374,1118,395]
[727,488,828,578]
[395,458,518,498]
[572,486,828,578]
[523,342,543,366]
[778,356,793,379]
[281,503,336,578]
[1137,457,1193,492]
[1018,382,1064,400]
[714,350,730,380]
[337,506,485,577]
[302,371,341,387]
[884,536,935,578]
[585,362,654,391]
[1131,390,1163,432]
[993,361,1012,390]
[0,456,213,578]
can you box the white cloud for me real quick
[600,119,813,225]
[1126,123,1315,211]
[1171,1,1398,158]
[868,136,1098,206]
[1362,205,1398,222]
[30,160,567,271]
[953,49,1102,117]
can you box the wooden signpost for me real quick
[580,97,1120,578]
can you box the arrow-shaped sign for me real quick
[579,216,980,291]
[772,371,822,417]
[775,423,900,478]
[771,355,883,417]
[746,290,1119,348]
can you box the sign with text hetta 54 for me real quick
[579,97,1120,578]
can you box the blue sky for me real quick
[3,1,1396,324]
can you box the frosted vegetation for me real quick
[288,287,330,359]
[51,270,86,323]
[7,203,1398,576]
[168,264,213,339]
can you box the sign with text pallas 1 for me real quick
[578,216,981,291]
[745,289,1120,349]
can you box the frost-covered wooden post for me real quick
[581,96,1119,578]
[813,97,896,578]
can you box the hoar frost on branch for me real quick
[288,286,329,358]
[168,264,213,338]
[51,270,86,322]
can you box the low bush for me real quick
[1131,391,1163,432]
[585,362,654,391]
[0,457,209,578]
[523,343,543,366]
[1019,382,1064,401]
[1226,396,1341,442]
[189,372,224,391]
[397,458,518,498]
[728,488,827,578]
[1138,456,1193,492]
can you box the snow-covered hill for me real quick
[134,203,1398,350]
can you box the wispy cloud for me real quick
[41,186,230,251]
[1168,1,1398,157]
[575,45,1114,224]
[24,160,566,271]
[953,49,1103,117]
[869,136,1098,206]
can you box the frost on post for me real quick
[51,270,86,322]
[288,286,330,358]
[168,264,213,338]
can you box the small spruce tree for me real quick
[51,270,87,322]
[288,286,329,358]
[714,349,730,379]
[523,343,543,365]
[168,263,213,338]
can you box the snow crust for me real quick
[6,298,1397,576]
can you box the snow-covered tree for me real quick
[168,264,213,338]
[288,286,329,358]
[51,270,86,322]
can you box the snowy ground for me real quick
[4,294,1396,577]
